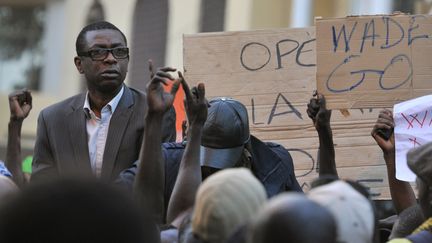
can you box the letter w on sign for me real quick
[394,95,432,181]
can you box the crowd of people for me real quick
[0,21,431,243]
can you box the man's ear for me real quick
[74,56,84,74]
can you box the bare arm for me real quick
[133,62,180,224]
[307,93,338,177]
[371,109,416,214]
[166,74,207,224]
[6,90,32,187]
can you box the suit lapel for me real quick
[67,94,93,177]
[101,86,135,181]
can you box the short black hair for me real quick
[251,194,337,243]
[75,21,127,54]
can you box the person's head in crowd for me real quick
[248,192,337,243]
[308,180,375,243]
[190,168,267,243]
[390,204,425,239]
[0,178,159,243]
[74,21,129,95]
[199,97,251,179]
[407,142,432,219]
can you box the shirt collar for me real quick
[83,86,125,118]
[107,86,124,113]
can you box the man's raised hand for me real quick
[371,109,395,156]
[307,92,331,131]
[179,72,207,127]
[146,61,180,114]
[9,89,32,122]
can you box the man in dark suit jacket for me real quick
[32,21,147,183]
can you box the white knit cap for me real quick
[308,180,374,243]
[192,168,267,243]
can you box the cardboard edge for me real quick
[314,12,414,22]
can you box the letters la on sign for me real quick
[316,14,432,109]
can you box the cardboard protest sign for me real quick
[183,27,408,199]
[316,14,432,109]
[394,95,432,182]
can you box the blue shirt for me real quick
[0,161,12,177]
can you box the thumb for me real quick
[372,132,389,150]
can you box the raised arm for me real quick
[371,109,416,214]
[133,62,180,224]
[6,90,32,187]
[166,73,207,224]
[307,93,337,177]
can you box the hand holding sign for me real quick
[371,109,395,157]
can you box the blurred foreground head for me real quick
[0,178,159,243]
[308,180,375,243]
[248,192,337,243]
[192,168,267,243]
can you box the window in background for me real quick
[200,0,226,32]
[0,5,45,92]
[393,0,415,13]
[129,0,169,91]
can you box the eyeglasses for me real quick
[78,47,129,61]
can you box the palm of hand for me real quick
[148,85,174,113]
[186,101,207,125]
[9,98,31,121]
[13,106,31,119]
[183,83,207,126]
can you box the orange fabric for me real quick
[163,83,186,142]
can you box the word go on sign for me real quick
[316,14,432,109]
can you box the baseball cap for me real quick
[200,97,250,169]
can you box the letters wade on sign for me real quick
[316,14,432,109]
